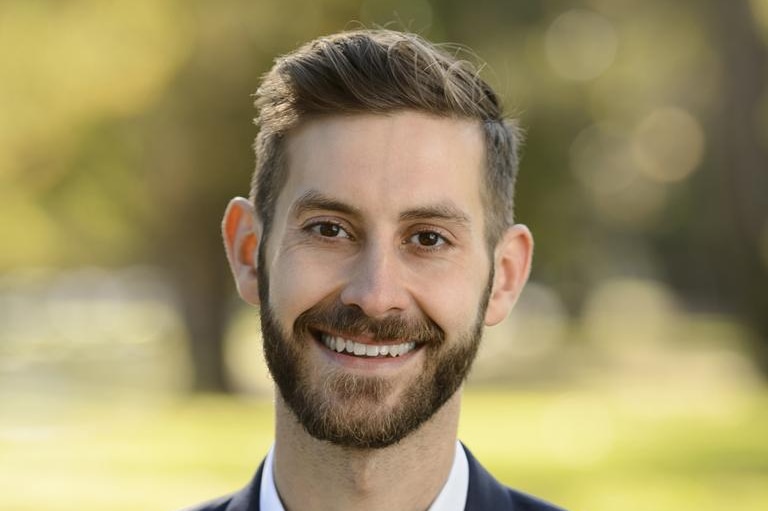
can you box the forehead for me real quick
[279,111,486,222]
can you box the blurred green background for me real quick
[1,0,767,510]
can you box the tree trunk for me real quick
[709,0,768,371]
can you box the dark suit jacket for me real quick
[182,445,566,511]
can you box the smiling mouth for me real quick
[318,332,418,358]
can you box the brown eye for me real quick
[408,230,446,248]
[418,232,440,246]
[309,222,350,239]
[319,223,340,237]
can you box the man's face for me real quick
[258,111,495,448]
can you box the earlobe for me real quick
[483,224,534,326]
[222,197,262,306]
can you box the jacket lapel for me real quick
[226,461,264,511]
[463,445,513,510]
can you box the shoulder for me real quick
[176,461,264,511]
[463,445,568,511]
[503,488,567,511]
[178,494,235,511]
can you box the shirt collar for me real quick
[426,441,469,511]
[259,441,469,511]
[259,445,283,511]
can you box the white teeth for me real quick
[320,334,418,358]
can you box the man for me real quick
[186,29,566,511]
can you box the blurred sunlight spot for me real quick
[583,278,680,355]
[570,122,638,194]
[570,122,668,227]
[545,9,618,81]
[359,0,433,29]
[45,267,119,345]
[749,0,768,42]
[0,275,54,372]
[45,267,172,345]
[539,393,614,466]
[225,306,273,395]
[592,178,668,228]
[586,9,718,122]
[2,266,188,394]
[474,282,567,383]
[632,107,705,182]
[503,282,568,358]
[606,347,761,420]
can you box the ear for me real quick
[484,224,534,326]
[222,197,261,306]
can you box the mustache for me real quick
[294,300,445,345]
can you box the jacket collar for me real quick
[462,443,513,510]
[226,444,514,511]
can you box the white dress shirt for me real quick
[260,441,469,511]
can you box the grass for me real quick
[1,387,766,510]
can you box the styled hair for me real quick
[252,29,522,245]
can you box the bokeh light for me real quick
[569,122,668,227]
[582,278,681,356]
[631,107,705,182]
[538,393,614,467]
[224,306,273,394]
[474,282,568,382]
[1,3,767,511]
[591,177,668,228]
[545,9,618,81]
[749,0,768,42]
[570,122,637,194]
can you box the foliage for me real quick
[1,0,766,389]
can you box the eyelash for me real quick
[304,220,354,241]
[302,221,453,253]
[404,229,451,252]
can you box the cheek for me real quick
[268,251,345,324]
[411,263,489,337]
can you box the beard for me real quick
[257,254,492,449]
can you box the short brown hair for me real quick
[252,29,522,245]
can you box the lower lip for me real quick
[313,335,423,372]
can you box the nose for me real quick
[339,241,410,318]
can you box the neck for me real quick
[272,390,462,511]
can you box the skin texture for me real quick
[223,111,534,511]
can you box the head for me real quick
[252,29,523,248]
[223,29,533,449]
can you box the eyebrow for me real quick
[399,203,471,227]
[290,190,362,219]
[290,189,471,227]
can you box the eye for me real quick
[307,221,351,239]
[408,230,447,248]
